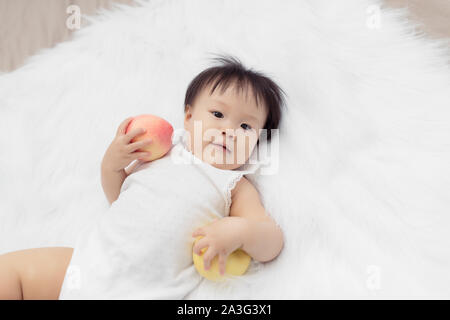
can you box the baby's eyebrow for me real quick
[212,99,230,108]
[212,99,258,122]
[242,113,258,122]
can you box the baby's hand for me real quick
[102,117,153,172]
[192,217,248,275]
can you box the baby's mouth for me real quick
[211,142,231,153]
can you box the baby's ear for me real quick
[184,105,193,122]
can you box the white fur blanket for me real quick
[0,0,449,299]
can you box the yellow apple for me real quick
[192,236,251,281]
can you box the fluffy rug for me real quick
[0,0,449,299]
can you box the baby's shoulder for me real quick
[231,176,258,199]
[230,176,266,219]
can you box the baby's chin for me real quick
[208,161,243,170]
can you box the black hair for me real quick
[184,55,286,141]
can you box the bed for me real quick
[0,0,449,299]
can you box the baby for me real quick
[0,56,285,299]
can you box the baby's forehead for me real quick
[202,82,264,109]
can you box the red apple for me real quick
[125,114,174,162]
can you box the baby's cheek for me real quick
[245,136,257,158]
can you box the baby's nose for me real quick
[222,128,236,139]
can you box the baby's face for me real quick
[184,82,268,170]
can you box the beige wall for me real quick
[385,0,450,39]
[0,0,449,73]
[0,0,135,72]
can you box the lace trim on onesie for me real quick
[223,153,262,216]
[223,152,262,217]
[224,172,247,217]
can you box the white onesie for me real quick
[59,128,260,299]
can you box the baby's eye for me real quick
[211,111,224,119]
[241,123,252,130]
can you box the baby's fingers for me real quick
[124,128,147,143]
[218,253,228,276]
[116,117,134,136]
[193,237,209,256]
[202,247,217,270]
[127,139,152,152]
[192,228,206,238]
[131,151,151,160]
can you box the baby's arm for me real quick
[101,159,144,205]
[229,177,284,262]
[101,117,152,205]
[192,177,284,272]
[101,164,128,205]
